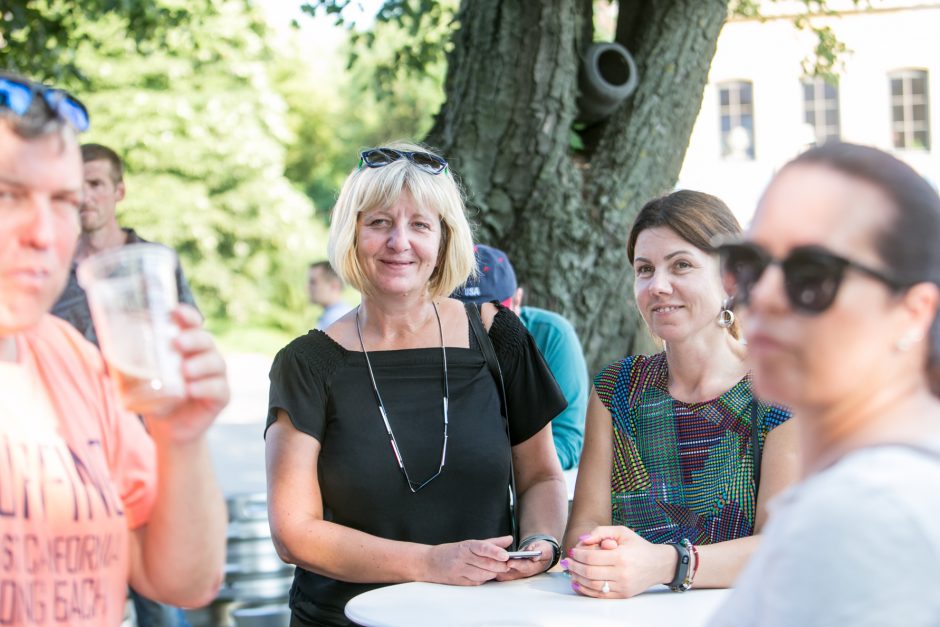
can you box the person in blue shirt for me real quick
[454,244,588,469]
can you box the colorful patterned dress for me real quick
[594,352,791,545]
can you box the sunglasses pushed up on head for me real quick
[358,147,449,175]
[715,240,912,314]
[0,75,89,132]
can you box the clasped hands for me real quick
[561,526,675,599]
[425,535,554,586]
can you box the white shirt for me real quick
[317,302,354,331]
[709,441,940,627]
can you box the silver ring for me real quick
[601,581,610,594]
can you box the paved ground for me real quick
[209,352,274,498]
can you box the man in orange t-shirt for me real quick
[0,72,229,625]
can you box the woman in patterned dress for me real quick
[563,190,799,598]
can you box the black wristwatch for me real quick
[520,534,560,571]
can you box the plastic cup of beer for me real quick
[77,243,185,415]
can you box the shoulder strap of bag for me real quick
[464,301,520,550]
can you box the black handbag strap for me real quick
[465,302,520,550]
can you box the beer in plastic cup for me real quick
[77,243,185,415]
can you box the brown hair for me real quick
[309,260,343,287]
[627,190,743,337]
[627,190,742,263]
[787,142,940,393]
[81,143,124,184]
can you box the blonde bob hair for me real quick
[327,141,477,300]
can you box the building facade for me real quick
[678,0,940,225]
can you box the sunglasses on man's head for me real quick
[716,241,910,314]
[358,148,448,175]
[0,76,89,132]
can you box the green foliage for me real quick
[0,0,203,83]
[299,0,457,98]
[59,0,323,333]
[273,9,446,222]
[799,23,850,82]
[730,0,864,81]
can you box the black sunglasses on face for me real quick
[358,148,449,175]
[0,76,89,132]
[716,241,910,314]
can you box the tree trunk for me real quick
[427,0,728,372]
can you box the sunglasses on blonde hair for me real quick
[358,148,448,175]
[717,240,911,314]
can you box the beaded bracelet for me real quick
[519,534,561,571]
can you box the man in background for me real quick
[52,143,197,344]
[454,244,589,470]
[307,260,353,330]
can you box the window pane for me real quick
[891,78,904,97]
[805,110,815,125]
[893,130,906,148]
[719,89,730,107]
[803,82,814,101]
[739,82,753,106]
[740,114,754,133]
[824,82,838,100]
[911,74,927,96]
[913,104,928,122]
[913,130,929,150]
[892,105,905,123]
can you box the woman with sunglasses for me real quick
[562,190,799,599]
[264,142,568,626]
[708,143,940,625]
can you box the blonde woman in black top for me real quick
[265,142,568,626]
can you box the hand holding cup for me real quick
[78,244,229,438]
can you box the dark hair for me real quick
[81,143,124,183]
[787,142,940,391]
[309,260,343,285]
[627,190,743,337]
[627,190,742,264]
[0,72,69,139]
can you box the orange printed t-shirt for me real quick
[0,315,156,626]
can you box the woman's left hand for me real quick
[562,526,675,598]
[495,539,556,582]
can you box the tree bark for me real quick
[428,0,728,372]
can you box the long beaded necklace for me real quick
[356,302,449,493]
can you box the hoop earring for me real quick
[717,297,735,329]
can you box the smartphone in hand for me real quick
[506,550,542,559]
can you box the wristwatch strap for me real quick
[669,540,692,592]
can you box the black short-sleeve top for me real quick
[265,304,566,626]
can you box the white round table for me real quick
[345,572,729,627]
